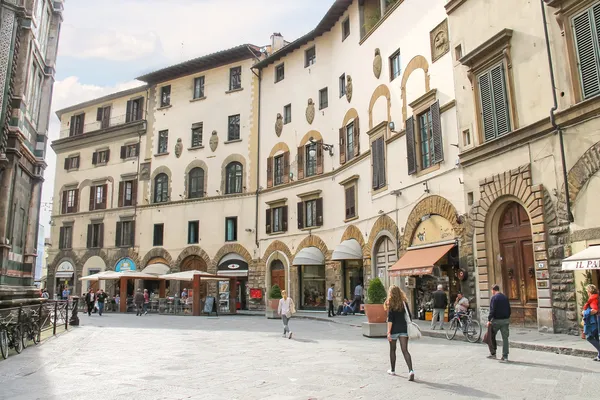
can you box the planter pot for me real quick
[364,304,387,323]
[268,299,280,311]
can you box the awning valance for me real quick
[218,258,249,277]
[141,263,170,276]
[293,247,325,266]
[389,243,455,277]
[332,239,362,261]
[562,245,600,270]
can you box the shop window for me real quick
[191,123,203,148]
[266,205,288,234]
[87,222,104,249]
[319,87,328,110]
[188,221,199,244]
[225,217,237,242]
[305,46,316,67]
[339,117,360,165]
[153,223,164,247]
[115,220,135,247]
[160,85,171,107]
[61,188,78,214]
[225,162,243,194]
[64,155,79,171]
[92,149,110,165]
[158,130,169,154]
[275,64,284,83]
[118,180,136,207]
[193,76,205,99]
[297,198,323,229]
[59,225,73,249]
[300,265,325,309]
[89,184,107,211]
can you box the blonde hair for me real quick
[384,285,408,312]
[587,284,598,295]
[281,290,288,298]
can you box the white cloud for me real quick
[60,30,160,61]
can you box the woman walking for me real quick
[277,290,295,339]
[582,284,600,361]
[385,285,414,381]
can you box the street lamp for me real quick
[308,137,334,157]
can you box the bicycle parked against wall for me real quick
[445,309,481,343]
[0,315,23,359]
[21,309,41,348]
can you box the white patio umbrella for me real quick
[97,271,162,280]
[562,245,600,270]
[78,271,113,281]
[158,270,223,282]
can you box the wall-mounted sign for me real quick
[411,215,455,246]
[537,261,547,270]
[537,280,549,289]
[536,270,549,280]
[228,264,240,270]
[57,262,74,272]
[115,258,136,272]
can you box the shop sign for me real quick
[57,262,74,272]
[412,215,455,247]
[115,258,136,272]
[227,264,240,270]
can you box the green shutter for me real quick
[430,100,443,164]
[491,64,511,136]
[406,116,417,175]
[478,71,496,142]
[573,7,600,99]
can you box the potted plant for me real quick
[268,284,282,311]
[364,277,387,323]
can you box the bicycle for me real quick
[445,309,481,343]
[0,315,23,358]
[21,309,41,348]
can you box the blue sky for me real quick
[41,0,335,233]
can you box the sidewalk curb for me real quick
[295,315,597,358]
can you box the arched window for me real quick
[154,173,168,203]
[188,168,205,199]
[225,162,243,194]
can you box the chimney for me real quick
[271,33,285,53]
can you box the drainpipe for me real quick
[541,0,574,222]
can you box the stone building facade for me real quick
[0,0,63,305]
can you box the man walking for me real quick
[327,283,335,317]
[353,282,363,312]
[431,284,448,330]
[134,289,144,316]
[143,289,150,315]
[487,284,511,362]
[84,288,95,317]
[97,289,108,316]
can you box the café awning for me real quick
[97,271,161,280]
[79,271,113,281]
[562,245,600,270]
[158,270,222,281]
[389,243,455,277]
[292,247,325,266]
[331,239,362,261]
[141,263,170,276]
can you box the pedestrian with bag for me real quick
[582,284,600,361]
[277,289,296,339]
[134,289,144,316]
[385,285,415,381]
[84,288,95,317]
[486,284,511,362]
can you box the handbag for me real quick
[290,299,296,315]
[404,302,422,340]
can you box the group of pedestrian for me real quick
[84,288,108,316]
[134,288,150,316]
[329,282,364,317]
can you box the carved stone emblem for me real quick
[373,48,382,79]
[209,130,218,152]
[175,138,183,158]
[275,113,283,137]
[139,162,151,181]
[345,75,353,103]
[430,19,450,63]
[305,99,315,124]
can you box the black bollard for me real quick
[69,296,80,326]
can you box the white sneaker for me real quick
[387,369,396,376]
[409,370,415,381]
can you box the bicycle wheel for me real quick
[0,330,8,359]
[445,318,458,340]
[21,325,29,349]
[465,319,481,343]
[32,323,40,344]
[12,327,23,354]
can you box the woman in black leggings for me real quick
[385,285,414,381]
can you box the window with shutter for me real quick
[87,224,92,249]
[115,222,122,247]
[118,182,124,207]
[345,186,356,219]
[274,155,284,186]
[283,152,290,184]
[372,137,386,190]
[406,116,417,175]
[316,140,324,175]
[297,202,304,229]
[371,140,379,189]
[297,146,305,179]
[266,157,273,188]
[153,224,164,247]
[339,127,346,164]
[59,227,65,249]
[430,100,443,163]
[573,5,600,99]
[478,64,511,142]
[265,209,272,234]
[346,122,355,162]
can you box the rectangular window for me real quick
[274,155,284,186]
[117,221,134,247]
[478,64,511,142]
[339,73,346,97]
[62,188,78,214]
[97,150,109,164]
[319,87,328,110]
[191,123,203,147]
[123,180,134,207]
[225,217,238,242]
[390,50,401,81]
[59,225,73,250]
[90,184,107,211]
[275,64,285,83]
[70,113,84,136]
[87,223,103,249]
[153,223,164,247]
[463,129,471,147]
[266,205,288,234]
[345,186,356,220]
[418,110,433,169]
[342,17,350,41]
[346,122,354,162]
[160,85,171,107]
[305,200,318,228]
[126,97,144,122]
[305,143,317,177]
[273,207,283,233]
[573,5,600,99]
[96,105,111,129]
[193,76,205,99]
[283,104,291,124]
[371,136,386,190]
[188,221,199,244]
[158,130,169,153]
[305,46,316,67]
[124,144,138,158]
[228,114,241,141]
[229,66,242,91]
[64,156,79,170]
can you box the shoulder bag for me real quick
[404,302,422,340]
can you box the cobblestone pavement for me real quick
[0,314,598,400]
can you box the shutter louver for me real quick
[353,117,360,157]
[73,189,79,212]
[479,72,496,142]
[59,227,65,249]
[105,149,110,163]
[345,187,355,219]
[118,182,124,208]
[120,146,126,159]
[132,180,138,206]
[283,151,290,183]
[282,206,288,231]
[96,108,103,121]
[266,157,273,188]
[316,140,324,174]
[92,152,98,165]
[574,8,600,99]
[430,100,443,164]
[371,140,379,189]
[138,98,144,120]
[378,138,386,187]
[98,224,104,248]
[406,116,417,175]
[115,222,122,247]
[491,65,511,137]
[130,222,136,247]
[62,191,68,214]
[69,116,75,136]
[126,100,132,123]
[64,158,69,170]
[316,198,323,226]
[266,209,272,234]
[89,186,95,211]
[102,184,108,208]
[87,224,92,248]
[297,146,304,180]
[297,202,304,229]
[339,127,346,164]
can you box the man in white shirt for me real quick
[327,284,335,317]
[454,292,469,319]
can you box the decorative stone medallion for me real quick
[139,162,151,181]
[209,130,219,152]
[430,19,450,63]
[175,138,183,158]
[345,75,353,103]
[373,48,382,79]
[306,99,315,124]
[275,113,283,137]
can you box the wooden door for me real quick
[270,260,285,291]
[375,237,397,284]
[498,202,537,327]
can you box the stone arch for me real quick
[47,252,78,297]
[295,235,329,260]
[141,247,175,269]
[402,195,463,250]
[262,240,293,264]
[341,108,359,128]
[150,165,173,203]
[368,84,392,130]
[365,214,399,259]
[108,248,142,271]
[299,130,323,147]
[401,55,431,124]
[262,241,294,293]
[221,154,247,194]
[79,249,111,271]
[340,224,366,253]
[212,243,253,272]
[174,246,212,273]
[268,142,291,158]
[183,159,209,199]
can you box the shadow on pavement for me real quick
[416,380,500,399]
[505,360,595,374]
[291,337,319,344]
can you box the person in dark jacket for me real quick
[431,285,448,330]
[96,289,108,316]
[385,285,414,381]
[134,289,144,316]
[84,288,95,317]
[487,284,512,361]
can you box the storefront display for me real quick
[343,260,363,300]
[300,265,325,309]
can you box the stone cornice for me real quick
[445,0,467,15]
[459,29,513,70]
[51,121,146,153]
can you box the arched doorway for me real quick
[270,259,285,291]
[82,256,107,295]
[180,255,208,300]
[497,202,537,327]
[374,236,397,284]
